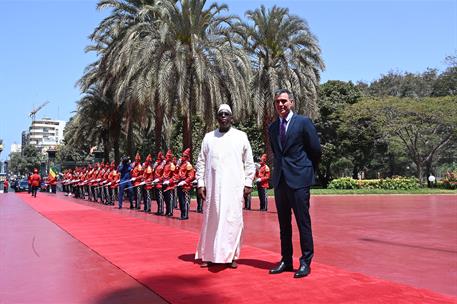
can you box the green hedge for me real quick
[328,177,420,190]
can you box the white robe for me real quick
[195,127,255,263]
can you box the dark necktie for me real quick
[280,118,287,147]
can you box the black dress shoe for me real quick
[269,261,293,274]
[294,264,311,278]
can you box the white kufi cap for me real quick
[218,104,232,114]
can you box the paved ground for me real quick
[1,191,456,303]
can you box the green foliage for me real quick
[170,115,206,163]
[368,69,438,98]
[328,177,358,189]
[234,115,265,162]
[8,145,45,177]
[341,96,457,182]
[316,80,366,185]
[328,177,420,190]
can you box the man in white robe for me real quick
[195,104,255,268]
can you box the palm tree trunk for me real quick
[102,130,110,162]
[182,60,194,158]
[183,112,192,150]
[154,110,164,155]
[126,119,134,158]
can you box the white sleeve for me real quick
[196,134,208,188]
[242,132,256,187]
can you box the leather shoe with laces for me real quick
[294,263,311,278]
[269,261,293,274]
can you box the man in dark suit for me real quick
[268,89,322,278]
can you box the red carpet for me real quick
[19,193,457,303]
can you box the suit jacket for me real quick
[268,113,321,189]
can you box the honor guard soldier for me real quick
[131,153,144,209]
[48,171,57,194]
[101,162,111,204]
[162,150,176,217]
[77,167,87,199]
[174,148,195,220]
[30,168,41,198]
[3,179,9,193]
[96,162,106,203]
[72,167,81,198]
[84,165,93,200]
[107,161,119,205]
[194,180,203,213]
[256,154,270,211]
[142,154,154,213]
[66,169,74,197]
[89,164,98,201]
[172,156,179,209]
[152,152,165,215]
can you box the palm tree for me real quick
[235,5,324,160]
[150,0,251,155]
[67,84,123,162]
[81,0,167,158]
[79,0,250,159]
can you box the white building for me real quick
[28,118,66,153]
[10,143,21,153]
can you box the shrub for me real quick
[328,177,357,189]
[328,176,420,190]
[442,171,457,190]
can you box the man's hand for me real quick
[198,187,206,200]
[243,186,252,196]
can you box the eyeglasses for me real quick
[217,111,231,117]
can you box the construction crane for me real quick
[29,101,50,121]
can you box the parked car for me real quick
[40,177,48,192]
[15,179,29,192]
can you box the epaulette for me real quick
[186,162,193,171]
[265,165,270,172]
[170,163,176,171]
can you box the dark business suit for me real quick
[268,113,321,267]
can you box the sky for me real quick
[1,0,456,160]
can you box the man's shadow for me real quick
[179,253,275,272]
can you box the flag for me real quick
[49,166,57,179]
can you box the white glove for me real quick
[153,178,159,183]
[256,178,261,183]
[178,181,186,186]
[97,179,101,182]
[107,182,111,186]
[163,180,170,185]
[131,177,136,181]
[140,181,146,186]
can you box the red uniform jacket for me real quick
[131,162,144,186]
[30,173,41,187]
[256,164,271,189]
[142,163,154,190]
[173,160,195,192]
